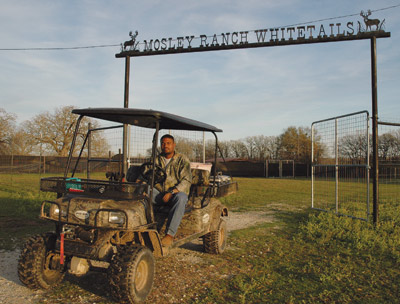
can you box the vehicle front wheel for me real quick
[108,244,155,303]
[203,218,227,254]
[18,233,65,289]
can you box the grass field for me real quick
[0,174,399,303]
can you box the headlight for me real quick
[50,204,60,219]
[108,212,125,225]
[49,204,66,219]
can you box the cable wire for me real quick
[0,3,399,51]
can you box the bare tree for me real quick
[393,129,400,160]
[205,139,217,160]
[174,136,197,160]
[88,129,111,158]
[23,105,108,157]
[378,132,399,160]
[338,134,369,163]
[229,140,247,158]
[251,135,279,161]
[266,136,281,160]
[217,140,230,159]
[0,108,17,155]
[243,137,256,159]
[9,128,34,155]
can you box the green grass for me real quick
[0,174,57,249]
[220,178,311,211]
[197,178,400,304]
[1,174,399,303]
[0,172,108,250]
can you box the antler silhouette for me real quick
[360,10,380,31]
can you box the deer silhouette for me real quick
[122,30,139,51]
[360,10,380,31]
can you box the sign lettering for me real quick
[116,15,389,58]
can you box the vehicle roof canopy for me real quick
[72,108,222,132]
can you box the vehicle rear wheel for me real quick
[108,244,155,303]
[18,233,65,289]
[203,218,227,254]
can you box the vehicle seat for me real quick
[190,162,212,185]
[191,168,210,186]
[188,163,213,209]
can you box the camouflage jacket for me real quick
[155,152,192,195]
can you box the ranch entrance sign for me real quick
[115,12,390,224]
[116,12,389,57]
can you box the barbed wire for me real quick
[0,3,399,52]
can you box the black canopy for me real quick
[72,108,222,132]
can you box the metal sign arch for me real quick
[116,15,391,224]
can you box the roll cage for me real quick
[64,107,224,223]
[66,107,222,177]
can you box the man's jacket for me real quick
[155,152,192,195]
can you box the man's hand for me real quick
[162,192,173,203]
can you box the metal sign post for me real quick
[122,56,130,179]
[371,37,379,224]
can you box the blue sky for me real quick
[0,0,399,140]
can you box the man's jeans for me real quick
[152,189,188,237]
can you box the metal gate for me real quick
[311,111,370,220]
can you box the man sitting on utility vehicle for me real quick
[153,134,192,247]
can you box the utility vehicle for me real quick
[18,107,237,303]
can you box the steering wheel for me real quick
[139,162,167,184]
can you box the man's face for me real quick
[161,137,175,156]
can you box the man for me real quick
[153,134,192,247]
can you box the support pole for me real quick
[122,56,130,180]
[371,37,379,224]
[202,131,206,163]
[335,118,339,213]
[87,123,91,179]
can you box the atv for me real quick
[18,107,237,303]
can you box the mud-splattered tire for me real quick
[108,245,155,303]
[204,218,227,254]
[18,233,65,289]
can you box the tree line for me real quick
[177,126,319,163]
[1,106,399,163]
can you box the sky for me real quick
[0,0,399,141]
